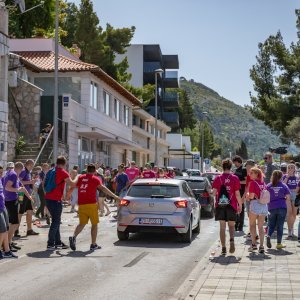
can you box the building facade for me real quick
[116,44,180,131]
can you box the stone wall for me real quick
[10,79,41,143]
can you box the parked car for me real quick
[201,172,221,184]
[117,179,201,243]
[185,169,201,177]
[177,176,215,218]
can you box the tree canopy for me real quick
[250,12,300,146]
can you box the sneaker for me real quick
[229,240,235,254]
[69,236,76,251]
[27,230,39,236]
[10,243,21,250]
[3,251,18,259]
[266,236,272,249]
[14,230,21,238]
[248,244,257,252]
[259,246,265,254]
[221,246,226,255]
[47,245,55,251]
[245,233,252,241]
[55,242,69,249]
[276,243,286,249]
[90,244,101,251]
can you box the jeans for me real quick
[46,199,63,246]
[36,187,46,218]
[267,208,287,244]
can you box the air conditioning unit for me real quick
[8,71,18,87]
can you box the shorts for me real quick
[215,205,237,222]
[78,203,99,225]
[0,208,9,233]
[290,191,297,204]
[249,200,268,216]
[19,195,33,214]
[5,200,19,225]
[245,201,250,213]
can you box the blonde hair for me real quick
[250,167,263,181]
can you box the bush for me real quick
[15,136,26,155]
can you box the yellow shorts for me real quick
[78,203,99,225]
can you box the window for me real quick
[114,98,120,121]
[133,115,137,126]
[81,137,90,152]
[90,82,98,109]
[103,91,110,116]
[124,105,129,126]
[140,118,144,129]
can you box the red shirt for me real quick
[125,167,140,182]
[249,180,265,199]
[45,167,69,201]
[212,173,241,211]
[246,175,252,187]
[142,170,156,179]
[77,174,102,205]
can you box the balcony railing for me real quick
[165,71,178,79]
[144,61,162,73]
[163,112,179,127]
[164,91,179,101]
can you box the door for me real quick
[40,96,62,130]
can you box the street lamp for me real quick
[201,111,208,173]
[183,143,186,171]
[154,68,163,166]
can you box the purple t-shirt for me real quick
[282,175,298,190]
[19,168,32,194]
[267,181,290,210]
[0,177,4,212]
[3,170,20,201]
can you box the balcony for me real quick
[163,112,180,128]
[163,91,179,108]
[164,71,179,88]
[143,61,162,73]
[162,55,179,69]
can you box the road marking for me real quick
[123,251,150,267]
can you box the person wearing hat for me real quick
[3,162,32,251]
[69,164,120,251]
[96,168,111,216]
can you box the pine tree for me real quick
[178,89,196,130]
[236,140,248,160]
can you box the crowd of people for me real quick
[212,153,300,255]
[0,152,299,259]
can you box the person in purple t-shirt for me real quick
[18,159,39,236]
[266,170,290,249]
[282,163,299,238]
[4,162,32,250]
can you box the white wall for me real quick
[167,133,183,149]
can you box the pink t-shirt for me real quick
[125,167,140,182]
[142,170,156,179]
[249,179,265,199]
[212,173,241,211]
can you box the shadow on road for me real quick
[266,249,294,256]
[26,250,110,258]
[210,255,241,265]
[113,232,198,249]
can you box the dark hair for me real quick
[56,156,66,165]
[222,159,232,171]
[73,165,79,170]
[87,164,96,173]
[271,170,283,187]
[232,155,242,164]
[0,166,3,170]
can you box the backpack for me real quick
[218,176,231,207]
[255,181,270,204]
[44,168,57,193]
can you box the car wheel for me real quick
[207,204,215,218]
[180,218,192,243]
[117,230,129,241]
[193,213,201,234]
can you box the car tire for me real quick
[207,204,215,218]
[180,218,192,243]
[117,230,129,241]
[193,213,201,234]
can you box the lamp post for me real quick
[201,111,208,173]
[53,0,59,162]
[154,68,163,166]
[183,144,186,171]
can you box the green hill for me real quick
[180,78,281,160]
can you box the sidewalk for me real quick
[184,222,300,300]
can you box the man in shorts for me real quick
[69,164,120,251]
[18,159,39,236]
[4,162,32,251]
[212,159,242,255]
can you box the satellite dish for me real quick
[14,0,25,13]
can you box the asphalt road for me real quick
[0,208,219,300]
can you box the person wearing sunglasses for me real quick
[263,152,279,184]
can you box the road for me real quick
[0,208,219,300]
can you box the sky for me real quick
[73,0,299,106]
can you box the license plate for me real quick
[139,218,163,225]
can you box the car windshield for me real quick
[187,171,201,176]
[185,180,205,190]
[128,184,180,198]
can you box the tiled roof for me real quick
[13,51,142,106]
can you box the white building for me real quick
[9,38,170,168]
